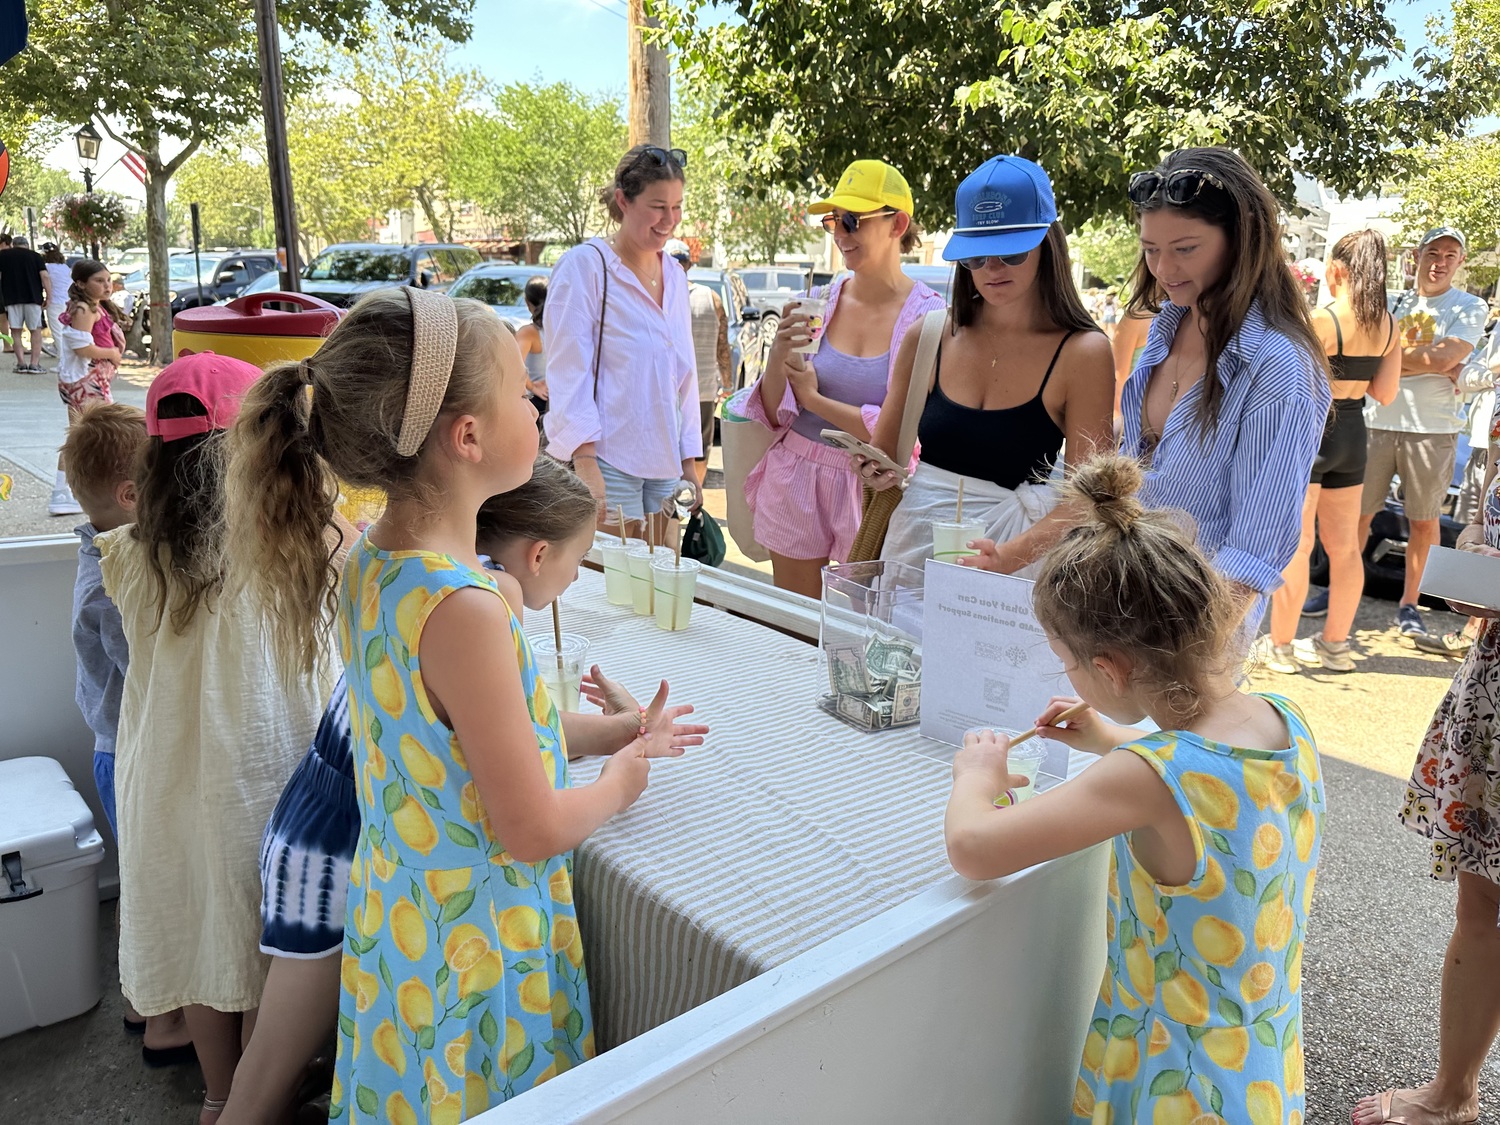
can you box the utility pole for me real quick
[254,0,302,292]
[627,0,670,148]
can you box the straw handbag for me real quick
[846,309,946,563]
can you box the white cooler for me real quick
[0,756,105,1038]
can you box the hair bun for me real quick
[1067,455,1146,534]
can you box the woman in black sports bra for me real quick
[860,155,1114,574]
[1266,229,1400,673]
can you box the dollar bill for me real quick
[866,635,916,677]
[892,681,921,726]
[836,691,877,730]
[826,642,872,696]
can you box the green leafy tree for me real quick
[725,192,815,265]
[0,0,473,358]
[0,149,82,241]
[451,81,625,247]
[1394,131,1500,289]
[173,142,276,249]
[1071,220,1140,288]
[663,0,1500,229]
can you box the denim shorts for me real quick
[597,456,680,521]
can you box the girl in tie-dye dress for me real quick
[944,454,1323,1124]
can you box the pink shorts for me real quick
[745,428,864,562]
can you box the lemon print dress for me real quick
[330,540,594,1123]
[1072,695,1323,1125]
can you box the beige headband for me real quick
[395,287,459,457]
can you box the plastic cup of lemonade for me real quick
[626,545,674,616]
[530,633,591,714]
[933,519,986,563]
[600,538,645,606]
[652,556,702,632]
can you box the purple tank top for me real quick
[790,338,890,441]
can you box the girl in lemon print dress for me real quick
[223,287,694,1123]
[944,454,1324,1125]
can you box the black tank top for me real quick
[1324,306,1393,382]
[917,331,1071,490]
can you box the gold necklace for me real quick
[610,236,659,287]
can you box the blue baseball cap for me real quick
[942,155,1058,262]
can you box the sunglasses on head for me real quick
[632,146,688,172]
[819,208,898,235]
[1127,168,1228,207]
[957,249,1031,270]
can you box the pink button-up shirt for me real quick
[542,237,701,479]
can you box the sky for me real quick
[43,0,1451,201]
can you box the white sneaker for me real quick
[1293,634,1355,672]
[48,486,83,516]
[1255,636,1300,675]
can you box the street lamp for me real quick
[74,123,102,259]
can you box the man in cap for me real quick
[1361,226,1489,645]
[666,238,730,485]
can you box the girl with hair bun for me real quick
[944,453,1324,1124]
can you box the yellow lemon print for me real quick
[390,900,428,962]
[1297,735,1321,783]
[1303,869,1317,914]
[443,923,491,972]
[396,978,434,1031]
[1294,807,1317,863]
[1107,853,1120,903]
[459,780,487,825]
[355,969,380,1013]
[385,1091,419,1125]
[1288,941,1303,992]
[1189,854,1226,903]
[359,564,382,631]
[425,867,470,905]
[499,905,543,952]
[331,1072,342,1108]
[1125,941,1156,1004]
[1290,1114,1303,1125]
[1147,1017,1171,1057]
[1272,770,1304,810]
[544,749,559,787]
[392,796,438,855]
[337,613,352,663]
[1129,868,1163,931]
[364,712,388,780]
[1202,1025,1249,1071]
[580,1030,595,1059]
[551,915,579,956]
[1101,1036,1140,1083]
[1071,1077,1096,1118]
[1193,915,1245,966]
[370,845,396,883]
[396,586,432,641]
[411,668,438,725]
[1098,972,1113,1007]
[1081,1029,1106,1074]
[1244,761,1283,810]
[1092,1105,1114,1125]
[449,732,469,771]
[1106,912,1117,942]
[465,1073,491,1115]
[340,955,359,997]
[1151,1090,1202,1125]
[1254,899,1294,952]
[549,866,574,905]
[458,950,504,998]
[1285,1031,1305,1094]
[371,653,407,721]
[1152,910,1170,947]
[519,970,552,1014]
[1181,772,1239,830]
[399,734,446,788]
[534,1059,558,1087]
[444,1030,471,1079]
[373,1019,407,1076]
[355,889,385,938]
[1245,1080,1284,1125]
[1160,971,1209,1025]
[349,852,365,888]
[1252,823,1284,870]
[500,1017,527,1069]
[1241,961,1276,1004]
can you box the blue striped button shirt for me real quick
[1121,300,1330,600]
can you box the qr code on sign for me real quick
[983,678,1011,708]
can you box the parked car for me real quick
[687,266,763,391]
[448,262,551,329]
[123,249,279,314]
[108,245,190,279]
[300,242,482,308]
[737,265,814,312]
[902,263,954,304]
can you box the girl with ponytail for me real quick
[1266,229,1400,673]
[944,453,1324,1124]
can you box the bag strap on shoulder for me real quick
[894,309,946,465]
[589,241,609,399]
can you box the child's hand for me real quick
[952,729,1027,792]
[599,739,651,811]
[582,664,638,715]
[638,679,707,758]
[1032,697,1114,754]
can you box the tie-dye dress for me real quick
[330,539,594,1123]
[1072,694,1324,1125]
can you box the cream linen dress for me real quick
[99,528,330,1015]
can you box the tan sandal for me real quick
[1357,1089,1479,1125]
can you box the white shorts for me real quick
[6,304,41,331]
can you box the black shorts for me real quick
[1309,398,1366,490]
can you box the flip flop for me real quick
[123,1015,146,1035]
[1357,1089,1480,1124]
[142,1041,198,1068]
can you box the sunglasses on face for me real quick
[957,250,1031,270]
[1127,168,1228,207]
[633,146,688,171]
[819,208,897,235]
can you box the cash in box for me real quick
[0,757,105,1039]
[818,561,924,733]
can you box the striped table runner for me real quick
[554,570,957,1050]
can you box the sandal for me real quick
[123,1015,146,1035]
[1356,1088,1480,1124]
[142,1041,198,1067]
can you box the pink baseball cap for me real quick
[146,351,262,442]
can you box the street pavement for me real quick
[1,369,1496,1121]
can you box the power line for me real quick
[581,0,627,20]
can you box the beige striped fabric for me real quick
[554,571,956,1049]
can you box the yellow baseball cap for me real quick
[809,159,914,216]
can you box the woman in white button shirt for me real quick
[544,145,703,535]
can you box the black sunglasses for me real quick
[633,146,688,172]
[1127,168,1228,207]
[957,250,1031,270]
[819,208,897,235]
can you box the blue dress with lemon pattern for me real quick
[330,539,594,1123]
[1072,694,1323,1125]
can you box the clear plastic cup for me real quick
[600,537,645,606]
[626,545,674,616]
[530,633,591,714]
[652,556,702,631]
[966,729,1047,803]
[933,518,986,563]
[789,297,827,355]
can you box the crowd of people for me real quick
[44,137,1500,1125]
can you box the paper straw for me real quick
[1008,701,1091,748]
[551,600,565,676]
[674,520,681,568]
[957,477,965,524]
[617,505,627,546]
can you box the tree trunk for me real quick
[142,136,173,363]
[627,0,670,148]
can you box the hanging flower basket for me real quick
[42,192,129,250]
